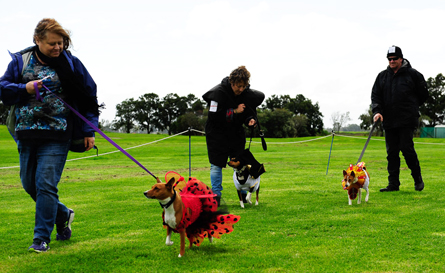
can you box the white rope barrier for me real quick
[251,134,331,144]
[2,130,444,170]
[0,130,193,170]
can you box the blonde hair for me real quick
[33,18,72,50]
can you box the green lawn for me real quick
[1,125,444,273]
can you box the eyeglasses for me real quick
[387,57,400,61]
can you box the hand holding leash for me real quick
[27,80,43,95]
[373,113,383,122]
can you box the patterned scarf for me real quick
[34,46,100,115]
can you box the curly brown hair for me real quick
[33,18,72,50]
[229,66,250,86]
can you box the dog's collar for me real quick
[159,190,176,209]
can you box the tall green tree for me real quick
[170,112,207,134]
[113,98,137,133]
[170,95,207,134]
[261,94,323,136]
[185,94,198,110]
[263,94,291,110]
[191,98,205,115]
[289,114,309,137]
[135,93,160,134]
[156,93,188,135]
[258,108,296,138]
[420,73,445,126]
[286,94,324,135]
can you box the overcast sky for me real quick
[1,0,445,128]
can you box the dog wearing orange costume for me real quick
[144,171,240,257]
[342,162,370,205]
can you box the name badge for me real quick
[210,101,218,112]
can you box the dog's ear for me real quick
[156,177,163,184]
[350,171,355,177]
[343,170,347,176]
[166,177,175,190]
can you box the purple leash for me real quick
[34,82,158,180]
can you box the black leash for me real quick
[356,121,378,165]
[256,119,267,151]
[245,105,267,151]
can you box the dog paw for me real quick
[240,201,244,208]
[178,254,182,258]
[246,193,252,204]
[166,240,174,246]
[255,201,259,206]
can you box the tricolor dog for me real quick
[342,162,370,205]
[228,149,265,208]
[144,171,240,257]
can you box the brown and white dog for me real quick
[228,149,265,208]
[342,162,370,205]
[144,172,240,257]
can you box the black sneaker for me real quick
[380,186,399,192]
[414,175,424,191]
[415,181,424,191]
[56,209,74,241]
[28,241,50,253]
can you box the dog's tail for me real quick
[186,210,241,246]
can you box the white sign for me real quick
[210,101,218,112]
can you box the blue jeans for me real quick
[210,164,223,197]
[18,139,71,243]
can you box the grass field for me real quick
[1,125,445,273]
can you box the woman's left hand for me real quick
[248,119,256,127]
[84,137,95,151]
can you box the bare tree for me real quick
[331,111,350,133]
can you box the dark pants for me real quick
[384,128,421,187]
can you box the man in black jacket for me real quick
[202,66,264,201]
[371,46,429,192]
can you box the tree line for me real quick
[1,73,444,137]
[106,93,324,137]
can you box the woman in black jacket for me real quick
[203,66,264,201]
